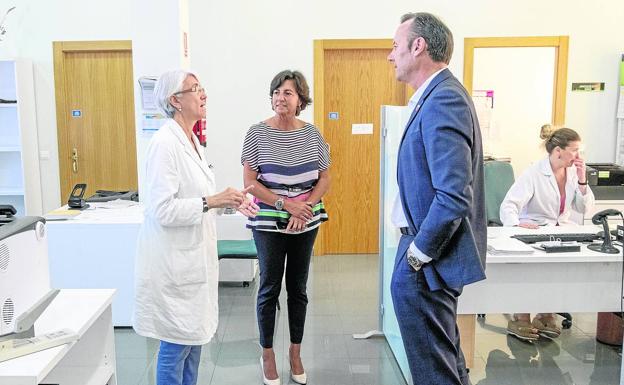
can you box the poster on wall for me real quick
[138,76,167,132]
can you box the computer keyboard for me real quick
[511,233,601,244]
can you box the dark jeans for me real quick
[252,228,318,348]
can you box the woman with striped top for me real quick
[241,70,330,385]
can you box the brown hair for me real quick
[540,124,581,153]
[269,70,312,116]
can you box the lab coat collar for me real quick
[166,120,213,180]
[537,156,576,198]
[538,157,554,176]
[538,157,560,197]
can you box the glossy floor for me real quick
[114,254,621,385]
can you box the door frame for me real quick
[463,36,569,125]
[52,40,134,201]
[313,39,404,256]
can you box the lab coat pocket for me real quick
[168,224,204,250]
[171,246,208,286]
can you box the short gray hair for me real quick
[154,69,198,118]
[400,12,453,64]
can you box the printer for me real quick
[0,207,77,362]
[0,212,54,339]
[586,163,624,200]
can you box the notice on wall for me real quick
[142,113,167,131]
[472,90,495,134]
[138,76,158,111]
[352,123,373,135]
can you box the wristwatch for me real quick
[202,197,209,213]
[275,197,285,210]
[406,249,424,271]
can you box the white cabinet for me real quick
[0,59,42,216]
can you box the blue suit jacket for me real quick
[397,69,486,291]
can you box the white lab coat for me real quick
[500,157,595,226]
[133,119,219,345]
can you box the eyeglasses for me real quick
[175,84,205,95]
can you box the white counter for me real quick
[46,203,255,326]
[0,289,117,385]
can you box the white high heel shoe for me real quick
[289,356,307,385]
[260,356,281,385]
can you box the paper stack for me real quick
[487,237,535,255]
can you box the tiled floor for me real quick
[114,254,621,384]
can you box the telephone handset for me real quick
[68,183,90,210]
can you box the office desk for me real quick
[457,225,623,368]
[46,203,255,326]
[0,289,117,385]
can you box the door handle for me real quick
[71,148,78,173]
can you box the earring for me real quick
[177,107,182,112]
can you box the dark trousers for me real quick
[391,253,470,385]
[252,228,318,348]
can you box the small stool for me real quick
[217,240,258,287]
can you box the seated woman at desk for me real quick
[500,125,595,341]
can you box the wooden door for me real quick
[53,41,138,202]
[314,40,407,254]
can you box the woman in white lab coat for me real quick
[500,126,594,342]
[133,69,258,385]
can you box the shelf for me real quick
[0,188,24,196]
[0,146,20,152]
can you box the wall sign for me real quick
[571,82,605,92]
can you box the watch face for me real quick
[407,253,422,271]
[275,199,284,210]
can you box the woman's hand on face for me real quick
[573,157,586,182]
[286,216,307,232]
[283,200,313,220]
[518,222,539,229]
[237,186,260,218]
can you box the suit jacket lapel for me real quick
[398,69,453,149]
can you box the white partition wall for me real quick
[379,105,413,385]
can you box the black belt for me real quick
[400,227,416,236]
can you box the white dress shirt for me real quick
[391,68,446,263]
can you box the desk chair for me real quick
[217,239,280,311]
[482,160,572,329]
[484,160,515,226]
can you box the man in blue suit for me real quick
[388,12,486,385]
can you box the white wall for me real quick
[190,0,624,191]
[1,0,623,212]
[0,0,135,213]
[0,0,186,213]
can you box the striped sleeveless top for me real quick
[241,122,330,232]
